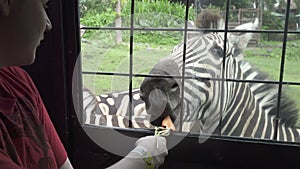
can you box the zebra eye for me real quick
[212,42,224,58]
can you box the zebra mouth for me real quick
[162,115,176,131]
[144,93,181,130]
[147,101,174,127]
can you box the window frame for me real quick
[24,0,300,168]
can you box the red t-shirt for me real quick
[0,66,67,169]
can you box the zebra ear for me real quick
[227,18,259,57]
[0,0,13,16]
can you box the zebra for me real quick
[82,86,207,131]
[139,30,300,142]
[82,86,193,130]
[82,86,154,129]
[82,18,262,133]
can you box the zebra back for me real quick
[83,86,206,132]
[82,86,154,129]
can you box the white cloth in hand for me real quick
[133,136,168,169]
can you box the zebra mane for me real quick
[238,59,299,127]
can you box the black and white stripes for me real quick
[140,30,300,142]
[82,87,154,129]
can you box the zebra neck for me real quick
[220,58,266,137]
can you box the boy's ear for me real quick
[0,0,13,16]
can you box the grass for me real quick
[81,37,175,94]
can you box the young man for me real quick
[0,0,168,168]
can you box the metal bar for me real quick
[218,0,230,136]
[178,0,190,132]
[80,26,300,34]
[273,0,291,140]
[128,0,135,128]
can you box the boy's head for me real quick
[0,0,52,67]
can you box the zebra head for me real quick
[139,57,182,127]
[140,24,299,139]
[139,18,261,131]
[140,32,233,130]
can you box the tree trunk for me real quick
[115,0,122,44]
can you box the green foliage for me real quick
[130,0,195,20]
[79,0,114,18]
[230,0,253,9]
[80,0,195,44]
[260,11,284,41]
[80,10,115,27]
[198,0,252,10]
[264,0,279,11]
